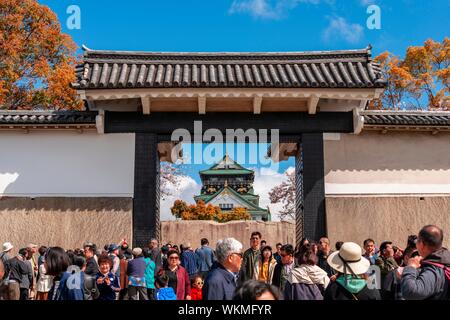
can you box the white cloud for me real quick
[252,166,295,221]
[160,175,201,221]
[229,0,325,20]
[322,16,364,44]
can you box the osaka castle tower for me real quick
[194,154,271,221]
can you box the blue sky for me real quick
[37,0,449,218]
[39,0,449,57]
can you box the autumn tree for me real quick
[170,200,190,219]
[370,38,450,110]
[269,169,295,221]
[216,207,251,223]
[0,0,83,110]
[170,200,250,222]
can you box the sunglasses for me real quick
[231,252,243,258]
[169,256,179,260]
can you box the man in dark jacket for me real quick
[149,238,163,272]
[317,237,335,277]
[401,225,450,300]
[7,249,32,300]
[203,238,243,300]
[238,232,261,285]
[376,241,399,299]
[83,244,99,277]
[272,244,295,293]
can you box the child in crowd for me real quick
[155,274,176,300]
[96,255,120,300]
[190,275,203,300]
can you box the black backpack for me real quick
[83,273,100,300]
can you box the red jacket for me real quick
[165,265,191,300]
[190,287,202,300]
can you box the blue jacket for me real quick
[96,272,120,300]
[181,250,200,277]
[203,264,237,300]
[127,257,147,287]
[196,246,215,272]
[127,257,146,278]
[49,272,85,300]
[156,287,177,300]
[401,248,450,300]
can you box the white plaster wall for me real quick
[324,131,450,195]
[0,131,135,197]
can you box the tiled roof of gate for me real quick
[362,111,450,126]
[72,46,386,90]
[1,110,449,127]
[0,110,97,124]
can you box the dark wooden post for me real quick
[295,139,304,246]
[300,133,326,241]
[133,133,160,247]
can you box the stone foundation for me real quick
[161,220,296,248]
[2,196,448,252]
[326,196,450,249]
[0,197,133,250]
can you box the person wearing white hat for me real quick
[0,242,14,300]
[324,242,381,300]
[2,242,13,254]
[1,243,14,265]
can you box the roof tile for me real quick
[72,47,386,90]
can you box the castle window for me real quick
[219,203,234,210]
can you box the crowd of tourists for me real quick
[0,224,448,301]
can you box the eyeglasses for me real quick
[231,252,243,258]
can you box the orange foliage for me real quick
[216,207,251,223]
[369,38,450,110]
[171,200,251,222]
[0,0,83,110]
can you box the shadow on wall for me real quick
[0,196,133,250]
[0,195,132,211]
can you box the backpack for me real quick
[83,274,100,300]
[421,261,450,299]
[0,253,11,283]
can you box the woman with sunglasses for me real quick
[161,250,191,300]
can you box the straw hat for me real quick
[327,242,370,275]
